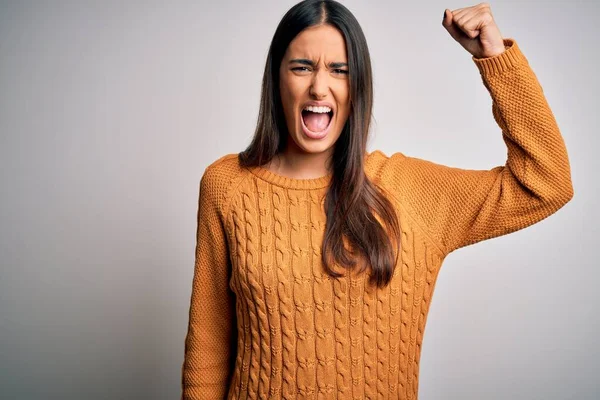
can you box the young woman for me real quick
[182,1,573,399]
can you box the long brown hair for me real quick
[238,0,401,288]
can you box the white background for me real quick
[1,1,597,399]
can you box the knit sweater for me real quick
[181,38,573,400]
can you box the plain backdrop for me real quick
[1,1,598,399]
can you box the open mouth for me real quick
[301,106,334,136]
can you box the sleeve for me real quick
[384,38,574,256]
[181,165,237,399]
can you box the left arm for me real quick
[380,4,574,255]
[385,38,573,254]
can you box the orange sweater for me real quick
[181,38,573,399]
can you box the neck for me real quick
[268,142,333,180]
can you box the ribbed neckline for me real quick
[246,151,380,190]
[248,163,333,189]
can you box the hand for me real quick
[442,2,505,59]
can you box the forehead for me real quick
[285,24,347,60]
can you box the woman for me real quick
[182,1,573,399]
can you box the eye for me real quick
[291,66,311,72]
[333,69,349,75]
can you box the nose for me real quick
[309,69,328,99]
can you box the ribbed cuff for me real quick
[472,38,527,77]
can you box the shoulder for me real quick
[366,149,458,179]
[365,149,407,179]
[203,153,244,180]
[199,153,248,216]
[366,149,458,200]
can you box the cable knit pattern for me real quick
[182,38,574,399]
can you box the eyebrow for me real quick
[289,58,348,68]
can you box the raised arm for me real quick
[182,165,236,399]
[382,37,573,256]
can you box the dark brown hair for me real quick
[238,0,401,287]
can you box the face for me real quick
[279,24,351,155]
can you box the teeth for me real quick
[303,105,332,113]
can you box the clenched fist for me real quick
[442,2,506,59]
